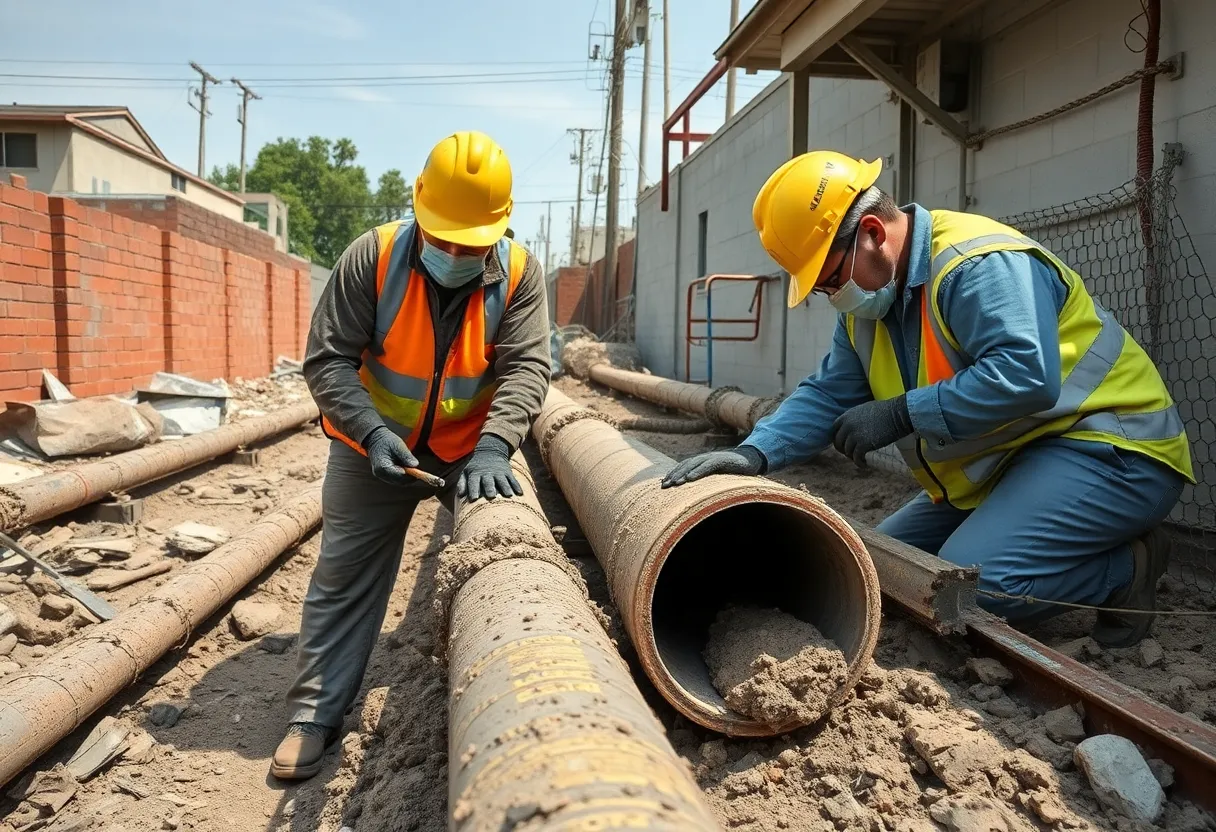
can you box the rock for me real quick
[24,572,60,597]
[1043,705,1086,743]
[39,595,76,621]
[1138,638,1165,668]
[1074,734,1164,823]
[0,632,16,656]
[1023,731,1073,771]
[1055,637,1102,661]
[1147,758,1174,790]
[1003,748,1056,790]
[699,740,727,768]
[167,523,230,556]
[820,790,869,826]
[906,713,1006,791]
[258,634,296,655]
[983,697,1021,719]
[928,794,1025,832]
[967,683,1003,702]
[148,703,183,728]
[966,658,1014,687]
[1025,790,1068,825]
[13,611,72,645]
[229,600,283,640]
[0,602,16,636]
[0,659,21,676]
[22,764,78,815]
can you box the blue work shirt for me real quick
[743,204,1069,470]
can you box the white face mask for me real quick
[827,229,899,320]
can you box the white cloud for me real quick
[336,86,393,104]
[285,3,369,41]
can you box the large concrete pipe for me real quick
[0,401,319,533]
[0,487,322,786]
[586,364,774,432]
[444,455,719,831]
[533,388,881,737]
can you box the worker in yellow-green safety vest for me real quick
[663,150,1193,648]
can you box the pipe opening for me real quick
[650,499,872,725]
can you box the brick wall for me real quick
[553,238,636,332]
[76,194,309,273]
[0,176,308,401]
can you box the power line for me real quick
[230,78,262,193]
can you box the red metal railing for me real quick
[661,58,730,211]
[685,273,778,385]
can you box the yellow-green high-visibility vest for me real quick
[846,209,1194,509]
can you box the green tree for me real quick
[370,169,413,225]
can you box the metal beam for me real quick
[788,68,810,158]
[839,34,969,144]
[780,0,891,71]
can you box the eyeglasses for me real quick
[812,227,860,296]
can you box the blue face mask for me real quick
[827,230,898,320]
[420,240,486,288]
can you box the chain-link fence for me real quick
[1000,147,1216,601]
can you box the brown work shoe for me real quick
[1092,526,1171,649]
[270,722,336,780]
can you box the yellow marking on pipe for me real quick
[516,680,602,702]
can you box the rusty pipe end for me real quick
[628,481,882,737]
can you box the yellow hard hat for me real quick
[414,131,514,248]
[752,151,883,307]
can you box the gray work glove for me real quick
[660,446,766,488]
[363,426,422,486]
[831,394,914,467]
[457,435,523,501]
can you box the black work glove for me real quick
[831,394,914,468]
[364,426,423,486]
[457,435,523,501]
[660,446,767,488]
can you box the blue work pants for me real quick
[876,438,1185,622]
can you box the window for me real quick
[697,210,708,277]
[171,172,187,192]
[0,133,37,168]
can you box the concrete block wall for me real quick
[634,0,1215,396]
[0,176,309,400]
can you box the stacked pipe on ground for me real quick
[585,363,777,432]
[0,401,320,533]
[440,454,720,831]
[532,387,882,737]
[0,487,323,786]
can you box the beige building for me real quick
[0,105,244,221]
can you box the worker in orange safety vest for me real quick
[272,131,551,780]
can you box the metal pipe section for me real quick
[587,363,773,433]
[0,486,322,786]
[447,455,720,830]
[533,388,881,737]
[0,401,319,533]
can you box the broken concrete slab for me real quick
[1074,734,1164,823]
[166,523,230,557]
[41,369,75,402]
[0,632,17,656]
[230,600,283,640]
[21,763,78,815]
[1138,638,1165,668]
[66,716,131,781]
[0,602,16,636]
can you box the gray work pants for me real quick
[286,440,463,728]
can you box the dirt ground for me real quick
[2,375,1214,832]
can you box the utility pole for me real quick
[725,0,740,119]
[567,128,594,264]
[231,78,262,193]
[662,0,671,121]
[544,201,553,274]
[637,1,652,196]
[602,0,627,330]
[188,62,221,178]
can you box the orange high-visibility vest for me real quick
[322,221,527,462]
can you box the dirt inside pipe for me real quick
[704,605,849,729]
[561,338,642,379]
[0,487,27,533]
[432,524,608,659]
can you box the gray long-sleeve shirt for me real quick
[304,226,551,464]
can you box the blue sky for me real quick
[4,0,778,265]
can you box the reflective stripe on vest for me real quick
[323,222,526,462]
[847,209,1193,508]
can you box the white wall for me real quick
[69,131,244,221]
[0,122,71,192]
